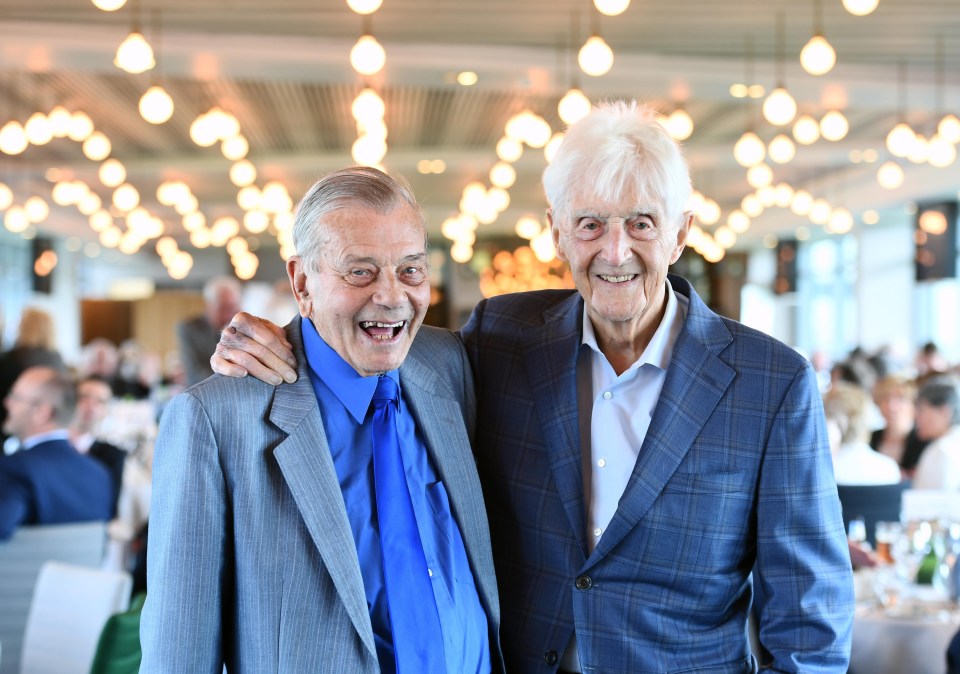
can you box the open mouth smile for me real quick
[598,274,637,283]
[359,320,406,341]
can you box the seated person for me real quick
[870,374,927,478]
[69,375,127,518]
[0,366,113,540]
[823,381,901,485]
[911,377,960,490]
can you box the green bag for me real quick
[88,592,147,674]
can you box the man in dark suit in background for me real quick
[69,375,127,518]
[213,101,854,673]
[0,366,113,540]
[175,275,243,386]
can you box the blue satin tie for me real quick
[371,375,446,673]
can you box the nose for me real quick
[371,272,407,309]
[600,221,633,267]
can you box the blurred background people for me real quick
[0,366,112,540]
[175,276,242,386]
[911,377,960,490]
[78,337,120,382]
[823,381,901,486]
[870,375,928,479]
[916,341,950,379]
[0,308,65,449]
[69,375,127,518]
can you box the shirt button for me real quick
[602,391,613,400]
[575,575,593,591]
[597,458,606,468]
[593,527,602,537]
[544,650,558,665]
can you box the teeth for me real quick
[360,321,404,328]
[599,274,635,283]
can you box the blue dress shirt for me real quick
[301,319,491,674]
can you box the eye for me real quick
[575,217,604,240]
[627,216,658,240]
[344,268,375,286]
[400,266,426,284]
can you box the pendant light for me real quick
[885,62,916,157]
[559,13,592,125]
[350,15,386,76]
[842,0,879,16]
[734,38,765,167]
[800,0,836,76]
[114,0,155,74]
[763,13,797,126]
[579,7,613,77]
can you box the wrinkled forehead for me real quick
[558,185,666,224]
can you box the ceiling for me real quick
[1,0,960,268]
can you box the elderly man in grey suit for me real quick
[140,167,502,674]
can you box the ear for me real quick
[547,209,568,263]
[286,256,312,318]
[669,212,694,265]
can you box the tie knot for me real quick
[373,375,399,405]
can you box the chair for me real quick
[836,481,909,547]
[88,592,145,674]
[0,522,106,674]
[19,561,131,674]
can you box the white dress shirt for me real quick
[831,441,901,486]
[912,426,960,490]
[562,282,688,671]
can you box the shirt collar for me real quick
[580,280,684,373]
[301,317,400,424]
[21,428,71,451]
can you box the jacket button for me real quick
[575,574,593,590]
[544,650,558,665]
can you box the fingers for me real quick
[215,326,298,385]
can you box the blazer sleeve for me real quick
[140,391,227,674]
[753,363,854,673]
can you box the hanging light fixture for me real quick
[579,8,613,77]
[931,37,960,148]
[792,114,821,144]
[114,0,155,74]
[0,120,28,155]
[763,13,797,126]
[885,62,916,157]
[24,112,53,146]
[98,158,127,187]
[665,106,694,141]
[747,163,774,188]
[350,15,386,76]
[92,0,127,10]
[346,0,382,14]
[767,133,796,163]
[800,0,836,76]
[138,14,174,124]
[842,0,879,16]
[734,131,766,167]
[82,131,112,161]
[0,182,12,210]
[819,110,849,141]
[594,0,629,16]
[559,89,591,125]
[877,161,904,189]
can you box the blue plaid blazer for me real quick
[460,274,853,674]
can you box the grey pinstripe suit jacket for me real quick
[140,317,502,673]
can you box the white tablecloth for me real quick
[851,604,960,674]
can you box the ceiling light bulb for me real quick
[665,108,694,141]
[98,159,126,187]
[346,0,383,14]
[741,194,764,218]
[928,135,957,168]
[515,216,542,240]
[214,110,241,141]
[809,198,832,225]
[828,207,854,234]
[114,31,155,74]
[919,210,949,235]
[727,210,751,233]
[820,110,849,141]
[229,159,257,187]
[139,85,174,124]
[78,192,102,215]
[733,131,766,167]
[842,0,879,16]
[4,206,29,233]
[578,35,614,77]
[0,121,29,155]
[714,226,737,249]
[523,114,553,148]
[767,134,796,163]
[773,182,795,207]
[792,114,821,145]
[89,209,113,232]
[800,34,836,76]
[350,34,386,76]
[82,131,112,161]
[762,86,797,126]
[67,111,95,142]
[490,162,517,189]
[545,132,564,163]
[352,88,385,124]
[24,196,49,223]
[594,0,630,16]
[937,114,960,144]
[24,113,53,145]
[352,134,388,165]
[791,189,814,215]
[558,88,591,125]
[907,134,929,164]
[0,182,12,210]
[112,183,140,211]
[243,210,269,234]
[92,0,127,10]
[222,135,249,161]
[47,106,72,138]
[877,161,904,189]
[698,199,721,226]
[496,137,523,163]
[886,122,916,157]
[747,163,774,188]
[189,113,219,147]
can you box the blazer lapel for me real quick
[270,318,377,660]
[591,277,736,561]
[520,293,589,557]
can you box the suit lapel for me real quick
[270,318,377,660]
[591,276,736,560]
[520,293,589,557]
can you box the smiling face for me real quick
[288,202,430,377]
[551,188,690,353]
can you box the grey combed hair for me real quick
[292,166,427,269]
[27,366,76,427]
[542,100,692,228]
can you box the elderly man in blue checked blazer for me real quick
[213,101,854,674]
